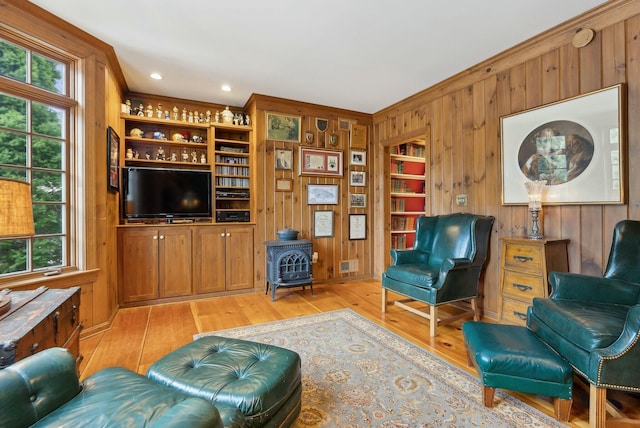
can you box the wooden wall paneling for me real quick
[626,15,640,221]
[460,87,473,213]
[481,75,501,317]
[507,64,528,237]
[441,94,456,213]
[579,26,606,276]
[430,98,444,215]
[602,21,630,255]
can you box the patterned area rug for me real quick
[195,309,562,427]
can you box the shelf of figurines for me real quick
[125,144,210,167]
[121,103,252,130]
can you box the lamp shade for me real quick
[0,178,34,238]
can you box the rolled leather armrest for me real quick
[441,257,472,272]
[390,249,429,265]
[548,271,640,304]
[0,347,81,427]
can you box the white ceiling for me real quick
[30,0,606,114]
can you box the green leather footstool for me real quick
[146,336,302,428]
[462,322,573,421]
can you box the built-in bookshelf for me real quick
[389,140,426,249]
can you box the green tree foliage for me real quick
[0,39,65,275]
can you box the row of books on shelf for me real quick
[215,165,249,176]
[390,199,405,212]
[391,142,425,157]
[391,216,415,231]
[390,160,405,174]
[391,235,408,249]
[215,155,248,164]
[216,177,249,187]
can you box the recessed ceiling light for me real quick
[150,73,163,80]
[221,84,232,92]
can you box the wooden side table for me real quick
[498,237,569,326]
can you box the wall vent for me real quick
[339,259,359,274]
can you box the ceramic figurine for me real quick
[191,149,198,162]
[206,110,212,123]
[199,112,204,123]
[156,146,165,161]
[156,103,163,119]
[172,106,179,121]
[145,150,152,160]
[146,104,153,118]
[122,99,131,115]
[244,114,251,126]
[181,108,187,122]
[221,106,233,124]
[137,104,145,116]
[188,111,194,123]
[126,148,134,159]
[171,152,177,161]
[200,153,206,163]
[164,110,170,120]
[182,148,189,162]
[215,111,220,123]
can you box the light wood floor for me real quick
[79,279,639,427]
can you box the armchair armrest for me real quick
[390,248,429,265]
[441,257,473,272]
[0,347,81,427]
[548,272,640,305]
[588,304,640,389]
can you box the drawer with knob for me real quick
[498,238,569,326]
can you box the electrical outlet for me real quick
[456,194,467,206]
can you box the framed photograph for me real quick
[266,112,301,143]
[350,150,366,166]
[300,148,343,176]
[313,210,334,238]
[501,84,625,205]
[275,148,293,170]
[307,184,339,205]
[349,214,367,240]
[350,124,367,149]
[350,171,366,187]
[349,193,366,208]
[107,126,120,192]
[275,178,293,192]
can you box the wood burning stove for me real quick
[265,239,313,301]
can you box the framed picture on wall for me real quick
[107,126,120,192]
[349,193,366,208]
[300,148,343,176]
[350,171,366,187]
[350,150,366,166]
[307,184,339,205]
[266,112,301,143]
[350,124,367,149]
[313,210,334,238]
[501,84,625,205]
[275,148,293,170]
[349,214,367,240]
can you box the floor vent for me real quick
[339,259,359,274]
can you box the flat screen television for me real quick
[122,167,212,221]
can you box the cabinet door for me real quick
[158,227,193,298]
[119,228,159,303]
[193,227,227,294]
[225,226,254,291]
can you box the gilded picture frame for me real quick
[266,112,301,143]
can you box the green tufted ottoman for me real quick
[146,336,302,427]
[462,322,573,421]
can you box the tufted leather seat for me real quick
[147,336,302,428]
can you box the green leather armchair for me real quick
[0,347,223,428]
[382,213,495,337]
[528,219,640,426]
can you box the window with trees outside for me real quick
[0,35,77,278]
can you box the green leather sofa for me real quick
[528,219,640,425]
[0,347,223,427]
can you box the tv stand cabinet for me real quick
[117,224,254,306]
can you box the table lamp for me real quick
[0,178,35,315]
[524,180,546,239]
